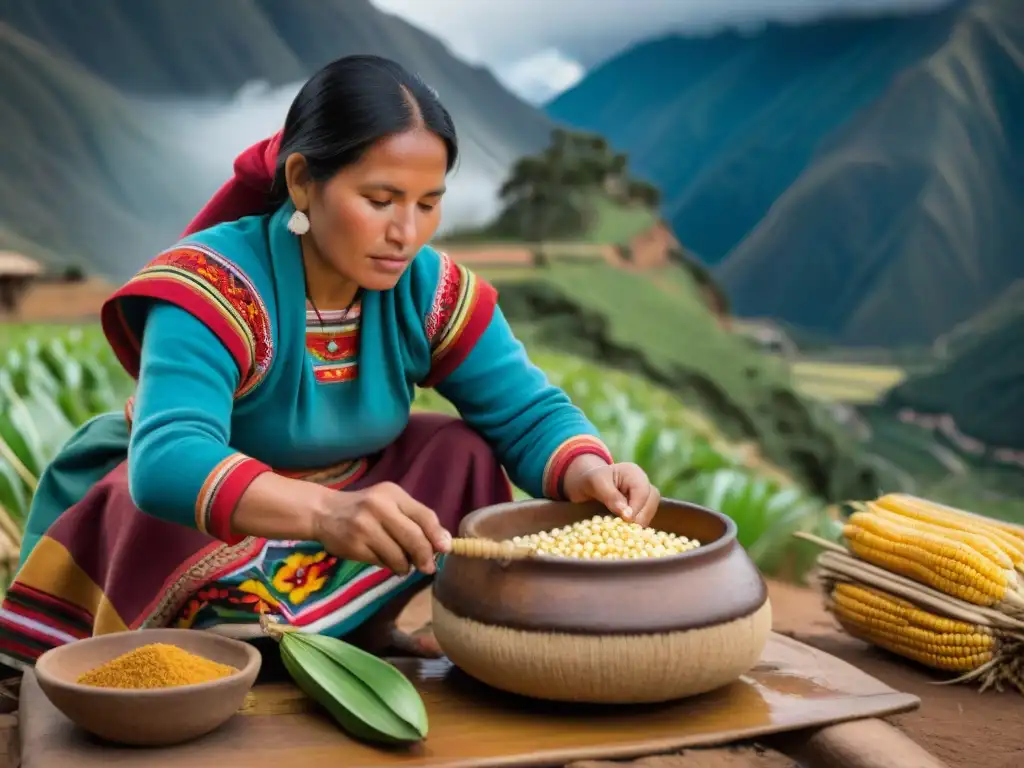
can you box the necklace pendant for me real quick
[326,340,340,354]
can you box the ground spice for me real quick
[76,642,237,689]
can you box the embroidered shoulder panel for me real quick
[109,244,274,398]
[421,251,498,387]
[425,251,483,356]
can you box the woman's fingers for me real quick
[398,496,451,554]
[379,504,439,574]
[634,485,661,527]
[361,515,413,575]
[345,542,385,571]
[584,469,634,521]
[376,482,451,554]
[615,465,649,514]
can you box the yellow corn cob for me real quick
[793,527,1024,693]
[832,582,985,636]
[842,511,1024,611]
[827,583,1002,674]
[874,494,1024,571]
[868,505,1015,572]
[881,493,1024,540]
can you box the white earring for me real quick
[287,209,310,235]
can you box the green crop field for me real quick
[485,262,891,509]
[580,194,657,244]
[789,360,907,404]
[0,322,841,590]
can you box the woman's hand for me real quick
[561,454,660,526]
[311,482,452,576]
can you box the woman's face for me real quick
[293,129,449,292]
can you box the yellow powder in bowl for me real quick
[76,642,237,689]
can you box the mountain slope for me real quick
[0,23,199,275]
[717,0,1024,345]
[546,9,962,266]
[0,0,550,177]
[0,0,552,278]
[933,280,1024,359]
[882,296,1024,450]
[546,0,1024,346]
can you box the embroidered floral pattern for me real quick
[272,551,337,604]
[176,585,232,629]
[167,542,426,637]
[233,580,279,615]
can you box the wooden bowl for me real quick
[432,498,772,704]
[34,628,261,746]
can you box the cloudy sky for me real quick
[371,0,953,102]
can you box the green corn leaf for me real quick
[40,339,83,389]
[300,632,429,738]
[80,359,118,413]
[278,640,397,744]
[0,374,46,477]
[0,453,29,522]
[18,389,75,462]
[56,387,94,427]
[24,358,62,399]
[280,632,427,743]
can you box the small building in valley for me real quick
[0,251,43,316]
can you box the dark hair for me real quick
[268,55,458,207]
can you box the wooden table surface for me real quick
[16,632,944,768]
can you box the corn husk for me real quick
[260,615,428,743]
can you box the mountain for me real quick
[0,23,198,275]
[0,0,550,158]
[932,280,1024,360]
[0,0,552,278]
[545,8,963,266]
[882,294,1024,451]
[717,0,1024,346]
[546,0,1024,346]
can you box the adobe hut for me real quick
[0,251,42,316]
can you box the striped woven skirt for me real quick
[0,413,512,669]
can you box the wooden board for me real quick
[19,632,919,768]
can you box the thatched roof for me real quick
[0,251,42,277]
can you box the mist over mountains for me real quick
[0,0,553,278]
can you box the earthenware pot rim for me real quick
[459,497,738,569]
[34,628,261,698]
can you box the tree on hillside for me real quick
[626,179,661,208]
[494,152,586,241]
[490,128,662,241]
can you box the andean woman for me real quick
[0,55,658,669]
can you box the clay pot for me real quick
[432,498,772,704]
[34,628,261,746]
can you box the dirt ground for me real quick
[765,579,1024,768]
[399,580,1024,768]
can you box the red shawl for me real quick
[182,130,283,236]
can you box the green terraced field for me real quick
[790,360,906,404]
